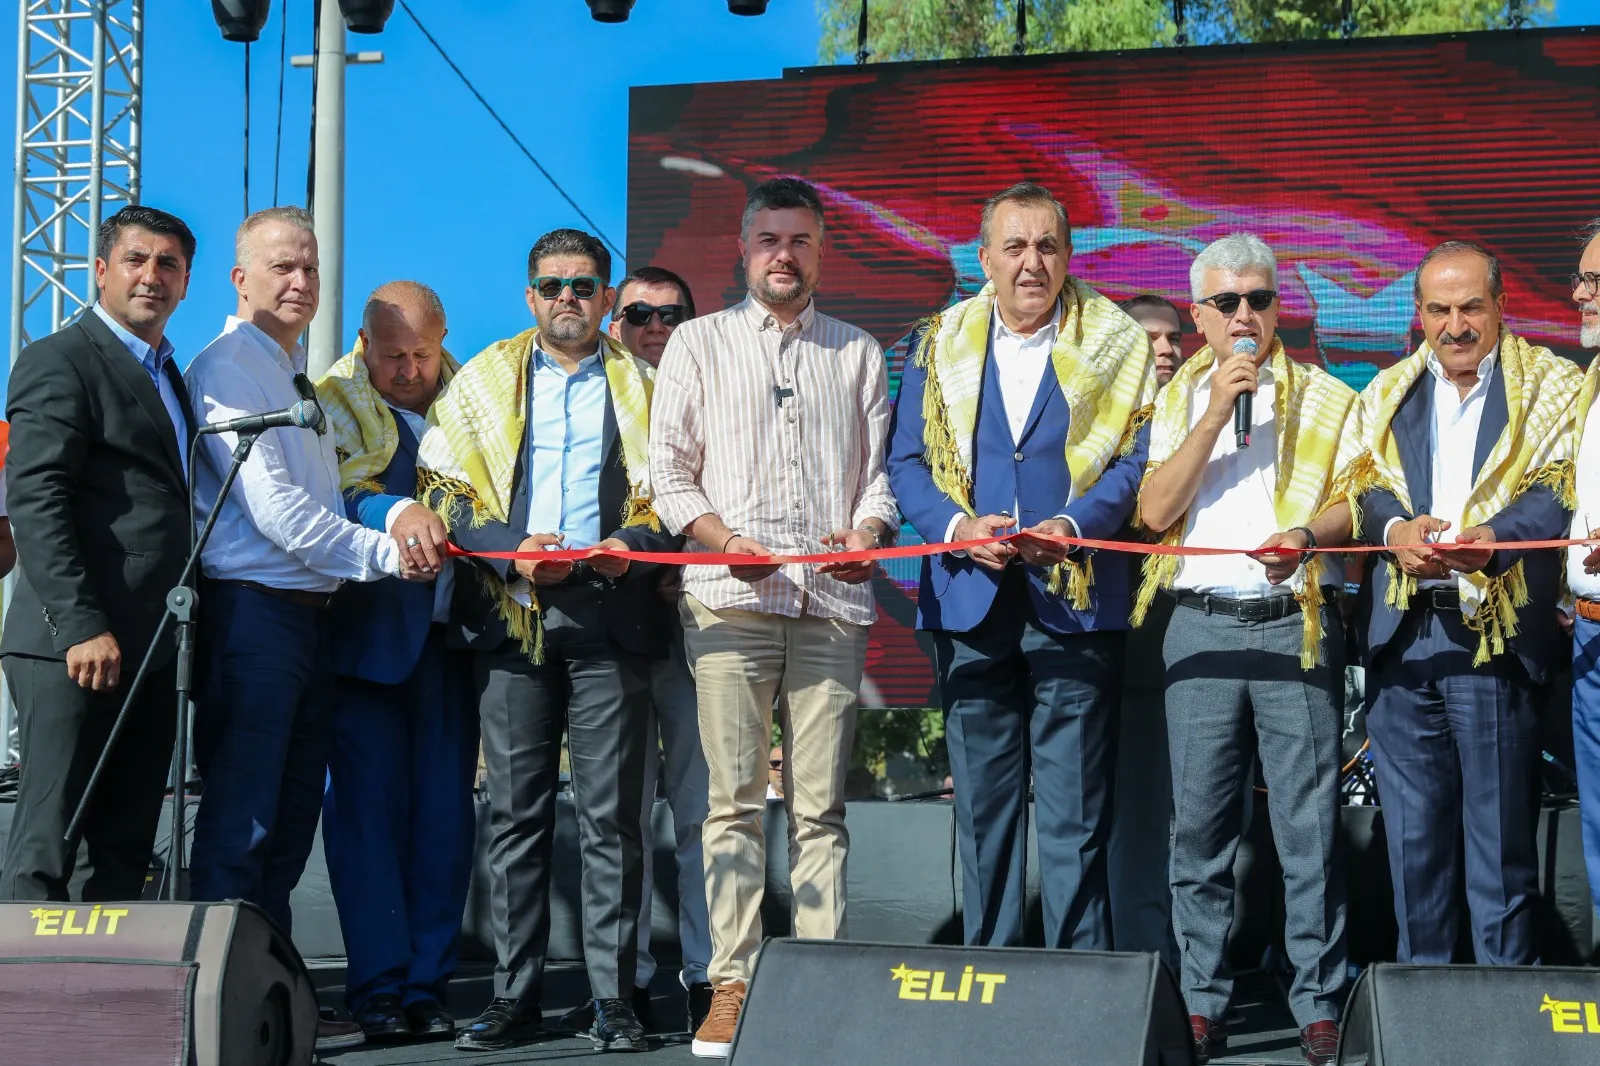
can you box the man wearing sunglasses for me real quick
[610,265,696,368]
[1559,218,1600,939]
[417,229,681,1054]
[1338,242,1580,976]
[1137,234,1356,1066]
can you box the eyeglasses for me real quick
[620,302,688,327]
[769,759,783,770]
[531,275,604,301]
[1198,289,1278,315]
[1571,272,1600,298]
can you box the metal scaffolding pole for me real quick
[4,0,142,760]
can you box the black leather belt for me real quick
[223,579,334,611]
[1165,589,1301,622]
[1415,586,1460,612]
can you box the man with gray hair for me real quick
[1560,218,1600,927]
[649,176,898,1058]
[1136,233,1355,1065]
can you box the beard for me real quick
[541,308,596,346]
[1582,303,1600,349]
[750,265,814,309]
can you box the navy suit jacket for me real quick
[1354,367,1570,683]
[434,372,682,659]
[333,417,445,685]
[887,325,1149,635]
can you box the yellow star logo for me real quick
[890,963,914,984]
[1540,994,1560,1014]
[29,908,47,921]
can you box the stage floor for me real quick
[312,961,1307,1065]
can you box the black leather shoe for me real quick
[561,987,658,1035]
[591,999,649,1052]
[404,999,455,1039]
[353,993,410,1042]
[686,981,713,1035]
[630,986,658,1034]
[455,998,542,1052]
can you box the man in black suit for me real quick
[1,205,196,901]
[416,229,680,1054]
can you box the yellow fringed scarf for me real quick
[1130,339,1357,668]
[1329,328,1582,665]
[316,335,460,495]
[911,277,1156,606]
[415,328,660,662]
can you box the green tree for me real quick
[817,0,1553,63]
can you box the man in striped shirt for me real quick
[648,177,898,1059]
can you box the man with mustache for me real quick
[418,229,679,1054]
[1,206,196,905]
[649,177,897,1059]
[1136,234,1355,1066]
[1121,294,1186,386]
[316,281,476,1043]
[1563,218,1600,927]
[1336,240,1582,969]
[887,182,1155,961]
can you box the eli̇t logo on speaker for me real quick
[28,904,130,936]
[1540,994,1600,1035]
[890,962,1007,1004]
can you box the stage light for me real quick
[210,0,272,42]
[729,0,770,13]
[587,0,636,21]
[337,0,394,34]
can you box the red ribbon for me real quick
[445,531,1600,566]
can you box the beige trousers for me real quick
[679,594,868,984]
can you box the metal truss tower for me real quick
[4,0,142,759]
[9,0,143,360]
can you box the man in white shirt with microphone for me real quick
[184,207,428,1015]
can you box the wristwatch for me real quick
[1290,525,1318,549]
[858,525,886,550]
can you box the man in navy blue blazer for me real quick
[886,182,1155,949]
[319,281,478,1043]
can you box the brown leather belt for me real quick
[1577,598,1600,623]
[223,579,334,611]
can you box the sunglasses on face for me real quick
[1199,289,1278,315]
[531,275,604,301]
[620,302,688,327]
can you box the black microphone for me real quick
[196,398,324,437]
[1232,336,1258,449]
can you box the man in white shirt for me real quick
[1137,234,1354,1066]
[1349,241,1581,970]
[1564,218,1600,926]
[185,207,417,943]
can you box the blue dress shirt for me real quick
[92,302,189,476]
[524,345,607,548]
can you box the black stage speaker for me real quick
[1339,963,1600,1065]
[0,900,317,1066]
[732,939,1195,1065]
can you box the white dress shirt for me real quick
[1172,361,1292,597]
[941,302,1076,546]
[388,404,453,623]
[1568,395,1600,601]
[187,316,400,592]
[1382,347,1498,590]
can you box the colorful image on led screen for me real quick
[626,28,1600,710]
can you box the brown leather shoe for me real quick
[1301,1019,1339,1066]
[1190,1015,1227,1065]
[691,981,746,1059]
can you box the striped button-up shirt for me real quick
[649,295,898,626]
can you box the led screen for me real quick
[627,28,1600,709]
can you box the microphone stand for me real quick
[64,430,262,901]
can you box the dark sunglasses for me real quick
[1571,272,1600,298]
[1199,289,1277,315]
[620,302,688,327]
[769,759,783,770]
[531,274,603,301]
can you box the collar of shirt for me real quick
[223,314,308,376]
[1424,343,1498,396]
[93,302,175,374]
[990,299,1060,349]
[741,294,816,336]
[533,342,602,374]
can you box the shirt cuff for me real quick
[945,512,968,559]
[384,498,418,535]
[1382,516,1403,546]
[1052,514,1084,555]
[375,533,402,577]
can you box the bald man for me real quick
[316,281,477,1043]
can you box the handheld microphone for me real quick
[196,398,324,437]
[1232,337,1258,449]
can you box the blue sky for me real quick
[1,0,1597,388]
